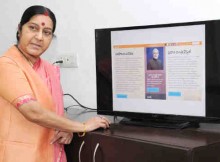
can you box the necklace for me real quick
[15,45,33,67]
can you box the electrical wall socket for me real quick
[57,54,78,68]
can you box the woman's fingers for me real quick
[98,116,111,128]
[85,116,111,131]
[51,131,73,144]
[58,137,71,144]
[50,131,62,144]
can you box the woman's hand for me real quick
[84,116,111,132]
[50,130,73,144]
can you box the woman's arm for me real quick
[18,100,110,133]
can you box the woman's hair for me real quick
[16,5,56,41]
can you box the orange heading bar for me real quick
[113,41,202,49]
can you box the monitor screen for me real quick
[95,20,220,124]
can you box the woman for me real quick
[0,5,110,162]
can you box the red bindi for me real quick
[41,22,45,26]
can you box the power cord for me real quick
[52,60,63,65]
[63,93,97,111]
[64,104,79,112]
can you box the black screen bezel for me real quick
[95,20,220,123]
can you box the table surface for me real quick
[91,123,220,149]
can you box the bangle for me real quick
[78,123,86,137]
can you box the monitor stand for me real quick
[119,117,200,129]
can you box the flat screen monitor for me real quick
[95,20,220,128]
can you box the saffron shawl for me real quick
[0,46,66,162]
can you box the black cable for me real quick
[64,104,79,111]
[64,105,97,114]
[64,105,97,113]
[63,93,97,111]
[52,60,63,65]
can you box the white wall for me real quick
[1,0,220,120]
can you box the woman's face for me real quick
[18,14,53,58]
